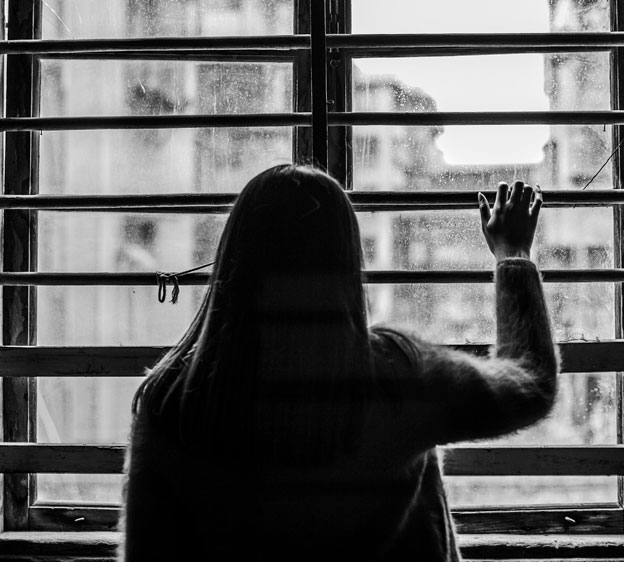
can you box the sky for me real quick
[351,0,552,164]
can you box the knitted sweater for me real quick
[119,258,558,561]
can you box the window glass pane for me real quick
[352,0,609,33]
[446,476,617,508]
[38,213,228,273]
[486,373,618,446]
[39,127,292,195]
[42,0,293,38]
[352,49,611,192]
[358,208,614,271]
[39,59,293,195]
[353,125,613,191]
[36,375,141,504]
[366,283,614,343]
[354,54,609,113]
[38,286,202,346]
[41,61,293,117]
[38,377,142,443]
[37,474,123,504]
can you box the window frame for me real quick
[0,0,623,541]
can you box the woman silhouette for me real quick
[119,164,558,561]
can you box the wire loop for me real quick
[156,261,215,304]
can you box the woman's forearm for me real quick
[494,258,559,405]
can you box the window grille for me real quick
[0,1,623,556]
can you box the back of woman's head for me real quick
[212,164,366,329]
[136,164,371,465]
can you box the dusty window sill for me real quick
[0,532,621,560]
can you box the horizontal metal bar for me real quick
[443,445,624,476]
[0,35,310,55]
[330,111,624,126]
[0,269,622,286]
[2,111,622,131]
[0,190,620,212]
[350,190,624,210]
[453,507,624,535]
[43,50,297,62]
[0,113,310,132]
[0,341,620,377]
[3,33,624,57]
[0,444,619,474]
[350,46,613,58]
[330,32,624,50]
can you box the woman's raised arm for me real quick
[362,181,559,464]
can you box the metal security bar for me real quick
[0,341,621,377]
[2,111,624,131]
[4,32,624,56]
[0,269,622,285]
[0,190,619,212]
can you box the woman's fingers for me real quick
[530,185,543,225]
[478,192,491,230]
[520,184,533,209]
[509,180,525,204]
[494,182,509,209]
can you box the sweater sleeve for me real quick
[364,258,559,463]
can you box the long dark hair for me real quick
[133,164,371,464]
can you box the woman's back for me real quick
[118,169,557,561]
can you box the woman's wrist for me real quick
[494,247,531,262]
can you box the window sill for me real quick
[0,532,621,560]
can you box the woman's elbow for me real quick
[521,365,559,425]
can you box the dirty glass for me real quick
[41,61,293,117]
[354,54,610,113]
[42,0,293,38]
[352,123,613,191]
[39,60,293,195]
[352,51,611,190]
[358,208,614,271]
[37,474,124,505]
[39,127,292,195]
[365,283,614,344]
[446,476,617,507]
[352,0,609,33]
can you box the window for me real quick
[1,0,623,555]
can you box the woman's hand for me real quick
[478,181,542,262]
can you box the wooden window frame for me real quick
[0,0,623,542]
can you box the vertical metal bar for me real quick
[610,0,624,514]
[294,0,313,163]
[326,0,349,185]
[3,0,40,531]
[343,0,353,189]
[310,0,328,169]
